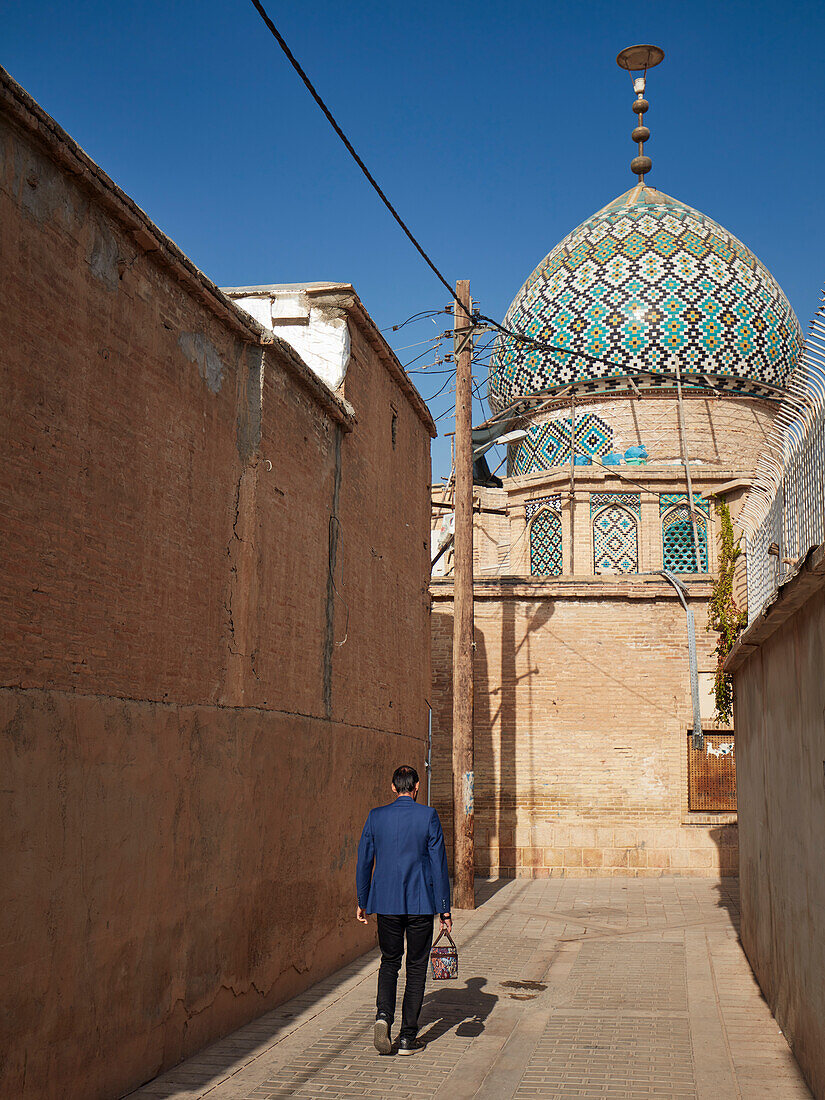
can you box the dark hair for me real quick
[392,765,419,793]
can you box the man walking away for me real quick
[356,765,452,1055]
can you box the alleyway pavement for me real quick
[129,878,811,1100]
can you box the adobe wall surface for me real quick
[0,73,430,1100]
[431,581,737,878]
[728,553,825,1099]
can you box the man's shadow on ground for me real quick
[417,977,497,1045]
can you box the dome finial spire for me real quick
[616,44,665,183]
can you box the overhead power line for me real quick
[247,0,458,303]
[247,0,642,378]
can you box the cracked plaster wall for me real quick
[0,102,431,1099]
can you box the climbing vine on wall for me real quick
[707,499,748,724]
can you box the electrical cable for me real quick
[248,0,459,303]
[394,335,446,352]
[422,374,456,403]
[381,309,449,334]
[246,0,636,377]
[328,514,349,646]
[403,345,440,370]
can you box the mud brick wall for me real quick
[729,551,825,1100]
[0,69,431,1100]
[430,581,738,879]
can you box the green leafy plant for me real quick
[707,498,748,724]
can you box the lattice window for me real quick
[591,493,640,573]
[662,504,708,573]
[529,508,563,576]
[688,732,736,812]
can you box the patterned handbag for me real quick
[429,928,458,980]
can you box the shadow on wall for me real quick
[709,824,741,935]
[483,600,552,875]
[432,600,550,877]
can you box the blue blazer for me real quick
[356,797,451,916]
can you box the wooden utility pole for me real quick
[452,279,475,910]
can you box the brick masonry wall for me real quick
[431,584,738,879]
[521,393,777,468]
[0,80,431,1100]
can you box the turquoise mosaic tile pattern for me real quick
[660,492,710,515]
[591,491,642,515]
[512,413,614,475]
[661,493,709,572]
[529,508,563,575]
[490,185,802,411]
[525,495,562,520]
[591,493,640,573]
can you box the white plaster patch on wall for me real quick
[178,331,226,394]
[234,297,272,329]
[232,291,351,391]
[637,753,669,802]
[87,218,120,291]
[284,308,350,391]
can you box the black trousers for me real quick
[376,914,434,1040]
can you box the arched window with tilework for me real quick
[662,502,709,573]
[527,501,563,576]
[591,492,640,573]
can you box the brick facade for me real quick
[431,581,738,878]
[431,393,765,880]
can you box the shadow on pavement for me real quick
[418,977,498,1045]
[475,877,513,903]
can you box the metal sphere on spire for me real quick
[616,44,665,182]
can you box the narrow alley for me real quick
[129,878,810,1100]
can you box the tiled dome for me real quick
[489,184,803,411]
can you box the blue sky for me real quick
[5,1,825,480]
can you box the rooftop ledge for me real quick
[431,575,714,600]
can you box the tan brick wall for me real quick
[431,582,737,879]
[0,75,432,1100]
[516,393,776,469]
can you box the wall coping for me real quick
[507,466,756,495]
[222,283,437,438]
[431,575,715,601]
[0,65,356,433]
[725,542,825,673]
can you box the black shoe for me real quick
[373,1017,392,1055]
[397,1036,425,1055]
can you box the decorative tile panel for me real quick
[530,508,563,576]
[591,493,640,573]
[525,495,562,520]
[591,492,641,516]
[512,414,614,475]
[490,185,803,411]
[660,492,710,515]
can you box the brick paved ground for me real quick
[128,879,811,1100]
